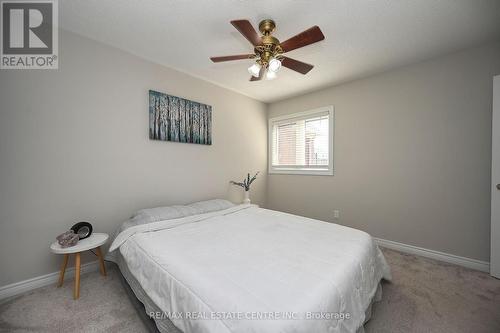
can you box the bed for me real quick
[107,199,391,333]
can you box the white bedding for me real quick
[109,204,391,333]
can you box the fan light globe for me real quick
[268,58,281,73]
[248,63,261,77]
[265,70,277,80]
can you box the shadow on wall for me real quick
[227,184,243,204]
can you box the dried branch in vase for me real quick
[230,172,259,191]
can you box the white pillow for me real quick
[187,199,236,214]
[128,199,235,226]
[132,205,197,223]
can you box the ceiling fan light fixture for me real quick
[211,19,324,81]
[248,63,261,77]
[265,70,277,80]
[268,58,281,73]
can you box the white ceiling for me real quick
[60,0,500,103]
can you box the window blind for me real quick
[271,110,331,171]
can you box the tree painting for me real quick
[149,90,212,145]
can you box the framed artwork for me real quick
[149,90,212,145]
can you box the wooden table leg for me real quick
[57,254,69,287]
[74,252,81,300]
[96,246,107,276]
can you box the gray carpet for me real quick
[1,248,499,333]
[365,249,500,333]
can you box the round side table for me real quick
[50,233,109,299]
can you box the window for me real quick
[268,106,334,175]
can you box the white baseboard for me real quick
[0,260,100,301]
[374,237,490,273]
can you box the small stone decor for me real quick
[56,230,79,248]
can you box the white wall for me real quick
[0,30,267,286]
[267,41,500,262]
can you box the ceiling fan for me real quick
[210,19,325,81]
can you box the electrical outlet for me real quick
[333,209,340,219]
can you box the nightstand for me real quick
[50,233,109,299]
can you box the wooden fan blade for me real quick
[210,54,255,62]
[281,57,314,74]
[231,20,261,46]
[249,66,265,81]
[280,26,325,53]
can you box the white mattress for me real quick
[110,205,391,333]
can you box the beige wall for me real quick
[0,30,267,286]
[267,41,500,262]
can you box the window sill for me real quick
[268,168,334,176]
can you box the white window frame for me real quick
[268,106,334,176]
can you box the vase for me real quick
[243,190,251,204]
